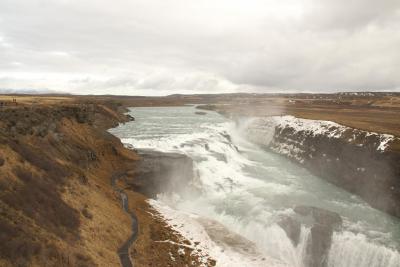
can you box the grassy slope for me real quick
[0,101,134,266]
[0,96,210,267]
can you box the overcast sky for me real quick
[0,0,399,95]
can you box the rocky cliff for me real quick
[0,99,212,267]
[0,102,138,267]
[123,149,195,198]
[243,115,400,218]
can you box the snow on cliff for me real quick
[245,115,395,153]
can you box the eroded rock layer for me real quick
[244,116,400,218]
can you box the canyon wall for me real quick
[243,116,400,218]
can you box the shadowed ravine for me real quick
[111,172,138,267]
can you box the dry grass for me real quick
[0,101,137,267]
[0,95,73,105]
[62,176,131,267]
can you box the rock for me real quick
[78,175,88,185]
[294,206,342,228]
[15,121,30,135]
[195,111,207,115]
[125,150,196,198]
[126,114,135,121]
[296,206,342,267]
[306,224,333,267]
[123,143,136,151]
[0,156,4,167]
[212,152,227,163]
[221,133,232,143]
[209,259,216,266]
[278,216,301,246]
[75,107,90,123]
[278,206,342,267]
[112,146,118,155]
[87,151,97,161]
[82,207,93,219]
[34,125,48,137]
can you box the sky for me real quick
[0,0,399,95]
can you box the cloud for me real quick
[303,0,400,30]
[64,71,249,95]
[0,0,399,94]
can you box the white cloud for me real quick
[0,0,399,94]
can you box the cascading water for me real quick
[110,106,400,267]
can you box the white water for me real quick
[110,106,400,267]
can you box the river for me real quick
[110,106,400,267]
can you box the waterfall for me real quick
[328,231,400,267]
[110,106,400,267]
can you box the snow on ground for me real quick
[148,199,290,267]
[246,115,396,152]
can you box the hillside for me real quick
[0,97,207,267]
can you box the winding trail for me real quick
[111,172,138,267]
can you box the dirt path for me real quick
[111,172,138,267]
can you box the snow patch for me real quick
[377,134,394,151]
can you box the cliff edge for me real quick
[0,99,208,267]
[244,116,400,218]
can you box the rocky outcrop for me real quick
[244,116,400,218]
[124,150,196,198]
[295,206,342,267]
[278,206,342,267]
[126,114,135,121]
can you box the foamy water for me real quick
[110,106,400,267]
